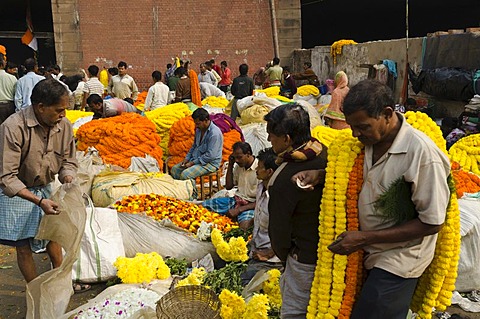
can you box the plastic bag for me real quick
[241,122,271,156]
[26,184,86,319]
[129,154,161,173]
[117,213,218,263]
[236,96,255,114]
[240,104,269,125]
[294,100,323,130]
[72,205,125,283]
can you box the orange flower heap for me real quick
[114,194,237,234]
[168,116,195,169]
[451,164,480,198]
[76,113,163,169]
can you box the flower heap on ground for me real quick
[330,40,357,64]
[307,111,461,319]
[145,103,192,160]
[133,91,148,111]
[167,116,195,169]
[202,96,229,109]
[254,86,280,97]
[451,161,480,198]
[210,228,248,262]
[297,85,320,97]
[113,194,237,234]
[448,133,480,175]
[114,252,170,284]
[76,113,163,169]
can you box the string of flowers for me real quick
[145,103,192,159]
[168,116,195,169]
[76,113,164,169]
[189,69,202,106]
[448,133,480,175]
[202,96,229,108]
[211,228,249,262]
[114,194,237,234]
[405,111,447,155]
[254,86,280,97]
[311,125,350,148]
[330,39,357,64]
[113,252,170,284]
[297,85,320,97]
[451,167,480,198]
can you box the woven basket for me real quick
[156,285,221,319]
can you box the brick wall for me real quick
[76,0,276,91]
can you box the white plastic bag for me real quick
[236,96,255,114]
[241,122,271,156]
[129,154,161,173]
[72,205,125,283]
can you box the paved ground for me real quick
[0,244,479,318]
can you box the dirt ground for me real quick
[0,244,479,319]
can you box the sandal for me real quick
[73,283,91,293]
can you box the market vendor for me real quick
[86,93,140,119]
[201,142,257,229]
[264,103,327,318]
[292,61,320,87]
[170,108,223,182]
[0,79,77,284]
[294,80,450,319]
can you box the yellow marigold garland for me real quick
[311,125,350,148]
[297,85,320,97]
[255,86,280,97]
[405,111,447,155]
[113,252,170,284]
[330,39,357,64]
[202,96,229,108]
[76,113,164,169]
[211,228,248,262]
[448,133,480,175]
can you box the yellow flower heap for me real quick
[211,228,248,262]
[114,252,170,284]
[254,86,280,97]
[307,111,461,319]
[202,96,229,109]
[263,269,282,308]
[145,103,192,159]
[66,110,94,123]
[448,133,480,175]
[330,39,357,64]
[297,85,320,97]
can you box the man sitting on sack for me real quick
[170,108,223,181]
[201,142,257,229]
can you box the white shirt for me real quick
[144,82,170,111]
[200,82,226,99]
[0,70,17,102]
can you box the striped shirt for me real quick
[82,77,104,97]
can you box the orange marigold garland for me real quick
[168,116,195,169]
[189,69,202,106]
[76,113,163,169]
[451,166,480,198]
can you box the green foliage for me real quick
[223,226,253,242]
[373,177,417,225]
[203,262,247,295]
[165,257,188,276]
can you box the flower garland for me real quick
[311,125,350,148]
[211,228,249,262]
[76,113,164,169]
[202,96,229,108]
[113,252,170,284]
[134,91,148,107]
[405,111,447,155]
[448,133,480,175]
[221,129,243,164]
[114,194,237,234]
[168,116,195,169]
[330,39,357,64]
[255,86,280,97]
[189,69,202,106]
[297,85,320,97]
[73,287,159,319]
[451,167,480,198]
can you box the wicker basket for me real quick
[156,285,221,319]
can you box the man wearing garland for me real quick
[296,79,450,318]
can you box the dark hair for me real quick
[108,67,118,76]
[166,63,172,69]
[221,61,227,67]
[176,67,187,76]
[257,147,278,171]
[304,62,312,68]
[239,63,248,75]
[264,103,311,147]
[192,107,210,121]
[0,54,4,68]
[152,70,162,82]
[273,57,280,65]
[118,61,127,69]
[210,59,215,64]
[31,78,69,106]
[86,93,103,105]
[52,64,61,72]
[88,65,99,76]
[200,63,206,68]
[343,79,395,118]
[282,66,290,72]
[123,97,134,104]
[6,61,17,70]
[174,68,181,76]
[205,61,213,68]
[24,58,37,71]
[63,74,83,91]
[232,142,253,156]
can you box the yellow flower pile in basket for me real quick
[306,112,461,319]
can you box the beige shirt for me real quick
[108,74,139,100]
[0,106,77,196]
[233,158,259,202]
[0,70,17,102]
[265,65,283,82]
[359,114,450,278]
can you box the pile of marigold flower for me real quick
[297,85,320,97]
[451,161,480,198]
[76,113,163,169]
[113,193,237,234]
[449,133,480,175]
[202,96,229,109]
[307,111,461,319]
[66,110,93,124]
[255,86,280,97]
[113,252,170,284]
[145,103,192,159]
[168,116,195,169]
[311,125,350,148]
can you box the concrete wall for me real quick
[275,0,302,67]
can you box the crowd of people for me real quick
[0,44,452,319]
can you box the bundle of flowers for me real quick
[66,110,93,123]
[134,91,148,107]
[306,112,461,319]
[222,129,243,164]
[311,125,350,147]
[73,287,159,319]
[262,269,282,309]
[448,133,480,175]
[113,194,237,234]
[330,39,357,64]
[297,85,320,97]
[145,103,192,159]
[451,162,480,198]
[113,252,170,284]
[202,96,229,108]
[168,116,195,169]
[189,69,202,106]
[76,113,163,169]
[211,228,248,262]
[176,267,207,287]
[255,86,280,97]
